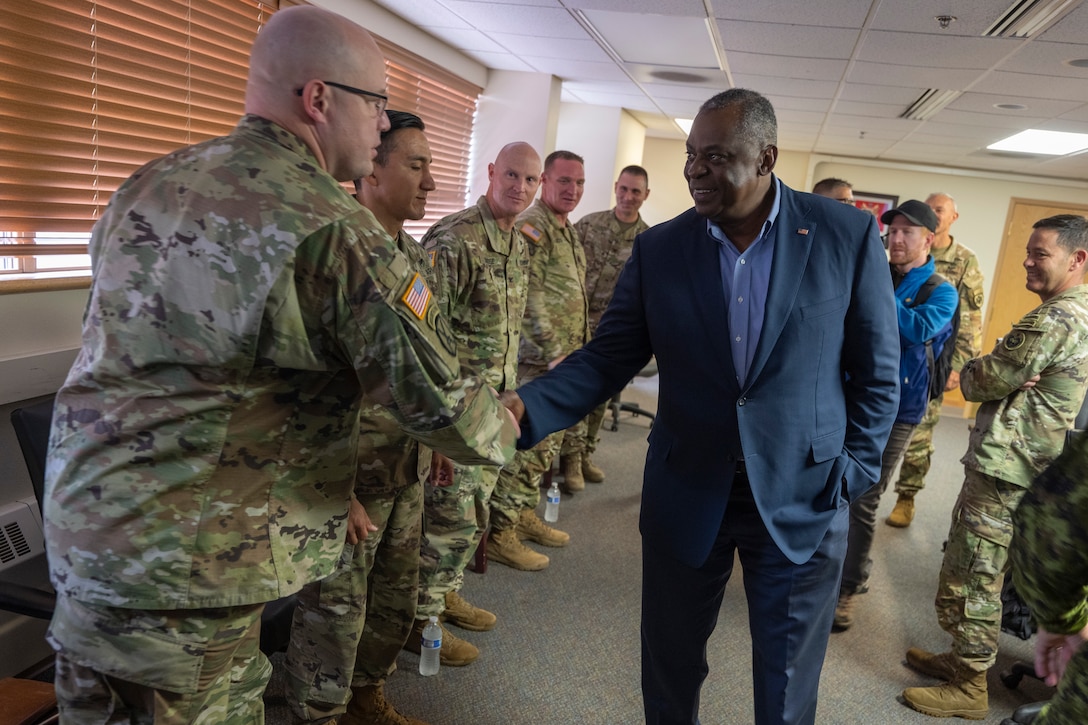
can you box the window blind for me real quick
[0,0,273,291]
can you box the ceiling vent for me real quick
[900,89,963,121]
[982,0,1081,38]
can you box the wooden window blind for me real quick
[0,0,273,292]
[373,38,481,240]
[0,1,482,292]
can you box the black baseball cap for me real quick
[880,199,938,233]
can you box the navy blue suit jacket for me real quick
[515,183,900,567]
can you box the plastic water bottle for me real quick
[544,481,561,523]
[419,615,441,676]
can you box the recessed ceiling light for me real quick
[987,129,1088,155]
[994,103,1028,110]
[675,118,693,134]
[1067,58,1088,68]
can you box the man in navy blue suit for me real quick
[500,88,900,725]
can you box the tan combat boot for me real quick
[403,618,479,666]
[581,454,605,483]
[516,508,570,547]
[443,590,496,632]
[488,527,549,570]
[902,669,988,720]
[339,684,428,725]
[905,647,961,680]
[832,593,855,632]
[886,494,915,527]
[560,453,585,492]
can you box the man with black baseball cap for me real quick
[881,198,939,233]
[833,199,958,631]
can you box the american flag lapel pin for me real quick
[797,228,809,235]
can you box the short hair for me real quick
[812,177,852,195]
[926,192,958,214]
[544,150,584,173]
[699,88,777,148]
[374,110,425,167]
[1034,214,1088,253]
[618,164,649,185]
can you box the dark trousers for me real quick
[641,470,849,725]
[840,422,916,595]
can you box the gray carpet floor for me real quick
[264,378,1053,724]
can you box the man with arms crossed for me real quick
[903,214,1088,720]
[558,165,650,490]
[42,9,516,722]
[501,88,899,725]
[406,142,542,665]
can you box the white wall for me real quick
[470,71,560,201]
[556,102,624,215]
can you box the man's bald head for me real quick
[487,142,542,230]
[245,6,390,182]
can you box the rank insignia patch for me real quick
[402,273,431,319]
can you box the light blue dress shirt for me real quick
[706,177,782,388]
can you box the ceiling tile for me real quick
[374,0,473,29]
[725,52,848,82]
[583,10,720,67]
[857,31,1021,70]
[571,0,706,15]
[708,0,872,28]
[715,20,862,59]
[443,1,585,37]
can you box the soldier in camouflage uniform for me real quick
[409,142,542,665]
[1010,432,1088,725]
[284,111,440,725]
[887,193,985,527]
[42,10,516,723]
[488,150,589,570]
[558,165,650,489]
[903,214,1088,720]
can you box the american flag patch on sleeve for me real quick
[521,223,543,242]
[402,273,431,319]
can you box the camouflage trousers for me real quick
[283,483,423,721]
[1036,645,1088,725]
[49,595,268,724]
[416,463,500,618]
[560,401,607,457]
[490,428,563,531]
[894,395,943,496]
[935,468,1026,672]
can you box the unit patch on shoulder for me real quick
[1003,330,1026,351]
[402,273,431,319]
[428,249,437,267]
[521,223,543,243]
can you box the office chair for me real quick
[3,395,297,657]
[608,359,657,431]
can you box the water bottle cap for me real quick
[429,615,438,623]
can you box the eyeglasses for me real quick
[838,197,856,204]
[295,81,388,115]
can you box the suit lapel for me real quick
[677,212,739,392]
[746,188,816,387]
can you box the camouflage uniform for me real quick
[894,236,985,498]
[1010,434,1088,725]
[560,208,648,458]
[416,196,530,618]
[491,199,589,531]
[283,230,436,720]
[934,285,1088,672]
[43,116,514,719]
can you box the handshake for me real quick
[498,389,525,434]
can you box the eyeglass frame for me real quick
[295,80,388,114]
